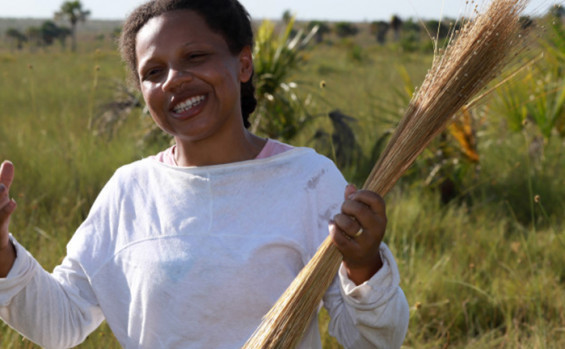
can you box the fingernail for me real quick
[0,184,5,193]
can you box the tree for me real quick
[5,28,27,50]
[55,1,90,52]
[370,21,389,44]
[307,20,330,44]
[282,9,293,25]
[40,21,61,46]
[425,20,450,40]
[402,18,421,36]
[25,27,43,51]
[39,21,72,49]
[56,27,72,49]
[334,22,358,38]
[390,15,403,41]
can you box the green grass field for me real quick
[1,15,565,348]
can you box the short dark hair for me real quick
[119,0,257,127]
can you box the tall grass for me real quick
[0,49,132,348]
[389,184,565,347]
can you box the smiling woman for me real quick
[134,10,258,166]
[0,0,408,348]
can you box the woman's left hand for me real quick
[329,184,386,285]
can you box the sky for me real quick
[0,0,562,22]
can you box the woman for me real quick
[0,0,409,347]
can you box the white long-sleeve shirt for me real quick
[0,147,409,348]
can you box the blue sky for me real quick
[0,0,562,21]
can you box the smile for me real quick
[173,95,206,114]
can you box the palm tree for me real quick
[282,9,293,25]
[390,15,403,42]
[55,1,90,52]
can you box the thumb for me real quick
[0,161,15,188]
[0,199,17,243]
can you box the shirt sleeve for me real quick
[0,236,104,349]
[311,156,409,348]
[323,243,409,348]
[0,164,126,349]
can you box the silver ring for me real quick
[353,227,363,237]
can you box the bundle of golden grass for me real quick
[243,0,529,347]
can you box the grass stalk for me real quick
[87,58,100,130]
[27,63,37,117]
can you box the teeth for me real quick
[173,95,205,113]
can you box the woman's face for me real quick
[135,10,253,144]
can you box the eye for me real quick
[141,67,163,81]
[186,52,208,61]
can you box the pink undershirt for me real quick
[151,139,293,166]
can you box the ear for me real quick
[238,45,253,83]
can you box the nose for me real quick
[162,68,193,92]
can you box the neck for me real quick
[174,130,266,167]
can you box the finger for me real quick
[333,212,362,238]
[0,199,17,230]
[344,183,357,200]
[0,161,15,188]
[0,184,10,208]
[0,199,17,217]
[347,190,386,218]
[329,221,359,254]
[341,199,379,232]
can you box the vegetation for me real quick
[54,0,91,51]
[250,17,319,141]
[1,5,565,348]
[5,28,27,50]
[334,22,359,38]
[308,20,331,44]
[38,21,72,48]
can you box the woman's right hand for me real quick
[0,160,17,277]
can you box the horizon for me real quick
[0,0,562,22]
